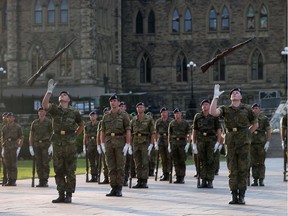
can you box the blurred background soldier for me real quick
[168,108,191,184]
[131,102,155,188]
[280,113,287,181]
[119,101,135,186]
[250,103,271,186]
[97,107,110,184]
[154,107,172,181]
[1,112,23,186]
[100,95,131,197]
[29,107,52,187]
[210,85,258,205]
[146,112,156,177]
[83,111,100,182]
[192,99,222,188]
[42,79,84,204]
[1,112,8,185]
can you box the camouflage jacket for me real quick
[29,117,52,146]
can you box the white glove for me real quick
[123,143,131,156]
[147,144,153,156]
[100,143,106,154]
[29,146,35,156]
[185,143,190,153]
[97,145,102,154]
[154,141,159,151]
[213,84,225,99]
[281,141,285,150]
[83,145,86,155]
[1,148,4,157]
[16,147,21,157]
[264,141,270,152]
[47,79,57,93]
[192,143,198,154]
[214,142,220,153]
[218,144,223,152]
[48,145,53,155]
[168,143,171,153]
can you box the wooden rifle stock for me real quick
[155,149,159,181]
[129,154,133,188]
[31,156,36,187]
[196,153,200,188]
[200,37,255,73]
[27,38,76,86]
[97,152,102,183]
[169,151,173,183]
[85,146,89,182]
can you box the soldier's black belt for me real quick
[173,137,185,141]
[134,133,148,137]
[35,139,49,143]
[200,132,216,137]
[55,130,75,135]
[253,131,265,135]
[89,136,96,139]
[106,133,124,137]
[226,127,248,132]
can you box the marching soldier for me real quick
[83,111,100,182]
[42,79,84,203]
[168,108,191,184]
[210,85,258,205]
[29,107,53,187]
[191,99,222,188]
[154,107,172,181]
[100,95,131,196]
[250,103,271,186]
[1,112,23,186]
[130,102,155,188]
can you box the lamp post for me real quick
[281,47,288,99]
[187,61,197,120]
[0,67,7,110]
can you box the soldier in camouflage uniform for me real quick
[168,108,191,184]
[250,103,271,186]
[42,79,84,203]
[100,95,131,197]
[83,111,100,182]
[210,85,258,205]
[154,107,172,181]
[192,99,222,188]
[130,102,155,188]
[97,107,110,184]
[29,107,52,187]
[1,112,23,186]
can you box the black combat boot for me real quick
[123,178,128,186]
[179,176,185,184]
[106,187,117,196]
[42,179,48,187]
[5,179,16,186]
[64,192,72,203]
[99,177,109,184]
[52,192,65,203]
[174,176,181,184]
[89,175,97,182]
[142,179,149,188]
[259,178,265,186]
[132,179,143,188]
[228,190,238,204]
[36,179,43,187]
[198,179,207,188]
[115,186,123,197]
[149,169,155,177]
[207,180,213,188]
[251,178,258,186]
[238,190,246,205]
[160,173,169,181]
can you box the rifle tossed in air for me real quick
[27,38,76,86]
[200,37,255,73]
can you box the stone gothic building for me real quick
[0,0,286,115]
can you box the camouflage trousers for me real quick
[3,147,18,180]
[133,142,149,180]
[250,142,266,179]
[171,140,187,177]
[34,144,50,180]
[87,144,100,176]
[158,141,171,176]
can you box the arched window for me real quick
[184,9,192,32]
[221,6,229,31]
[172,9,180,32]
[247,5,255,30]
[148,10,155,33]
[60,0,68,24]
[47,0,55,24]
[59,47,72,77]
[34,0,42,24]
[31,45,44,76]
[213,50,225,81]
[209,7,217,31]
[176,53,188,82]
[136,11,143,34]
[140,53,151,83]
[259,4,268,29]
[251,49,263,80]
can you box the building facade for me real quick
[0,0,287,116]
